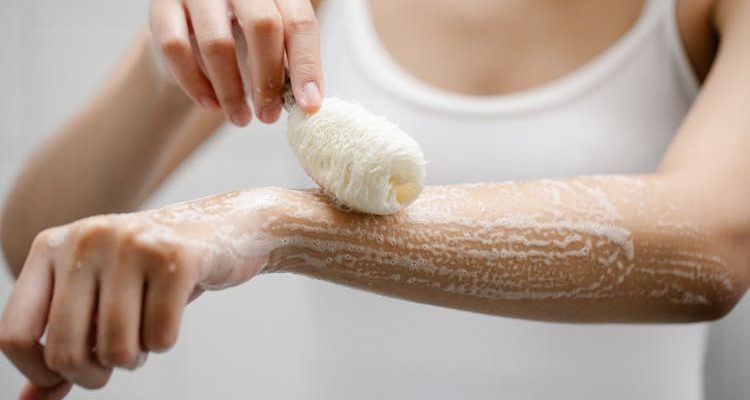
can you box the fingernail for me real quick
[260,106,281,123]
[230,108,251,126]
[199,96,219,111]
[297,81,322,113]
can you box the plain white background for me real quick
[1,0,750,399]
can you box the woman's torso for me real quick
[290,0,710,398]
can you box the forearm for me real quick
[260,173,748,323]
[1,33,201,274]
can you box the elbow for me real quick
[703,282,746,322]
[702,284,746,322]
[699,224,750,322]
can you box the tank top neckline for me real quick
[346,0,687,115]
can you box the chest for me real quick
[369,0,645,95]
[317,0,699,183]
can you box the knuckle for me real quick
[255,79,282,99]
[80,376,109,390]
[70,219,117,262]
[290,50,319,74]
[284,13,317,34]
[145,330,176,352]
[118,227,141,249]
[0,330,33,354]
[44,349,82,372]
[31,228,56,252]
[100,344,138,367]
[200,36,235,57]
[218,91,246,107]
[294,59,318,76]
[159,37,190,60]
[123,230,159,255]
[26,227,65,272]
[250,13,282,35]
[32,229,51,246]
[79,227,112,249]
[74,367,113,390]
[123,230,179,272]
[76,216,116,239]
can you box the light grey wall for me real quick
[1,0,749,399]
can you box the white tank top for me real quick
[293,0,709,399]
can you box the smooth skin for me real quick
[2,0,750,398]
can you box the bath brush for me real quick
[282,76,425,215]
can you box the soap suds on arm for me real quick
[257,174,746,323]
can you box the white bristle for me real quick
[287,97,426,215]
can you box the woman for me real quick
[1,0,749,398]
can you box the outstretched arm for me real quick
[2,166,740,398]
[266,173,745,323]
[0,170,741,398]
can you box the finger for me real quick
[232,0,285,123]
[44,235,112,389]
[150,0,219,110]
[274,0,323,113]
[95,239,147,370]
[0,234,63,389]
[142,252,197,352]
[186,0,251,125]
[20,381,73,400]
